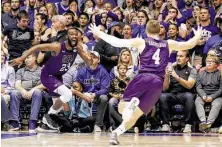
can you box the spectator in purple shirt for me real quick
[21,0,37,28]
[180,0,193,19]
[2,0,21,28]
[167,23,184,62]
[55,0,70,15]
[187,7,219,67]
[196,0,216,24]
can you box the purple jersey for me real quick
[42,41,78,76]
[55,2,69,15]
[139,37,169,78]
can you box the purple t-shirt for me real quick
[187,25,219,55]
[55,2,69,15]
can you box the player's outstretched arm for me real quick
[76,35,93,66]
[9,42,61,67]
[168,26,203,53]
[89,23,145,51]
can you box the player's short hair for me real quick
[146,20,160,34]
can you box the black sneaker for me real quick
[80,125,91,133]
[36,123,59,133]
[2,123,14,131]
[109,132,119,145]
[42,114,59,130]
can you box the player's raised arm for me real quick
[167,26,203,53]
[9,42,61,67]
[89,23,145,52]
[76,35,93,66]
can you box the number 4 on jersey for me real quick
[152,48,160,65]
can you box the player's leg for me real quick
[109,73,163,145]
[109,103,144,145]
[42,85,72,129]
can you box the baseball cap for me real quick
[108,21,124,30]
[90,51,100,58]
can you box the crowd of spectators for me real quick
[1,0,222,134]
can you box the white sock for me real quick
[48,107,59,114]
[113,124,126,136]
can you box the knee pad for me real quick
[55,85,73,103]
[60,92,72,103]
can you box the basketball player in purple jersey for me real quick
[9,27,93,131]
[89,20,203,145]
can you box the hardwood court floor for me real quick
[1,132,222,147]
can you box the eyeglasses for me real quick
[206,60,216,64]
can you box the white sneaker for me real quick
[161,124,171,132]
[109,132,119,145]
[183,124,192,133]
[219,126,222,134]
[94,125,102,132]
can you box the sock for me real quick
[48,107,59,114]
[113,124,126,136]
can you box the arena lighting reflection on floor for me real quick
[1,132,219,140]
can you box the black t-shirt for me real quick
[3,24,34,60]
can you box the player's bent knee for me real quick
[60,90,72,103]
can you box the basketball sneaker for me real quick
[35,123,59,133]
[42,114,59,130]
[109,132,119,145]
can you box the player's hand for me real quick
[197,38,205,46]
[9,57,24,67]
[192,26,203,40]
[89,23,101,35]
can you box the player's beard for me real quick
[113,30,122,38]
[68,39,77,48]
[11,7,20,11]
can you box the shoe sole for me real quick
[42,116,59,130]
[8,127,20,132]
[109,139,119,145]
[35,127,58,133]
[199,123,211,130]
[29,129,37,133]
